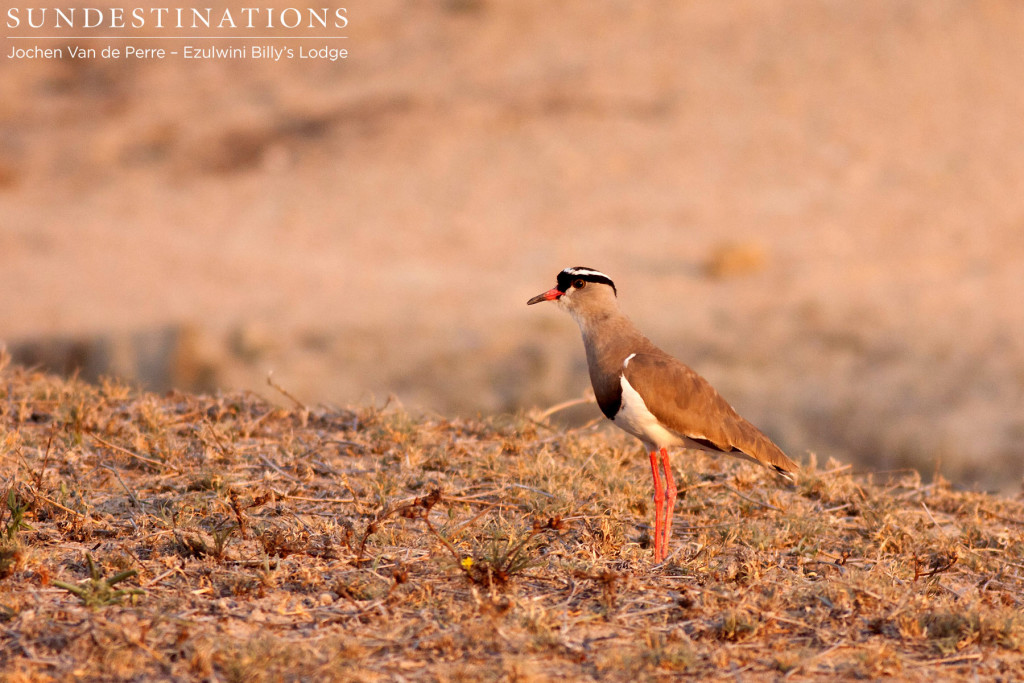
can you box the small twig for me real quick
[449,506,494,534]
[893,483,937,501]
[832,580,885,602]
[26,487,87,519]
[502,517,562,572]
[657,543,685,565]
[675,522,737,531]
[506,484,555,499]
[764,611,818,632]
[202,421,233,459]
[912,653,982,667]
[142,567,179,588]
[783,643,847,679]
[259,455,302,483]
[443,496,510,509]
[921,502,950,536]
[566,417,604,433]
[979,508,1024,526]
[623,603,677,619]
[266,372,307,412]
[91,434,180,473]
[35,423,58,489]
[816,464,853,479]
[324,440,365,452]
[226,489,273,538]
[100,464,142,510]
[913,551,959,582]
[421,513,463,564]
[355,518,381,563]
[803,559,847,576]
[283,494,356,505]
[395,490,463,565]
[724,486,781,512]
[538,395,595,420]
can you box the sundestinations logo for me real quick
[5,5,350,62]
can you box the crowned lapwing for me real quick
[528,266,798,562]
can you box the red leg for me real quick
[649,450,664,562]
[660,447,676,560]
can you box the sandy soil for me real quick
[2,0,1023,490]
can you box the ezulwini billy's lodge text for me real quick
[195,45,348,61]
[7,43,348,61]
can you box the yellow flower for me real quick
[461,557,473,570]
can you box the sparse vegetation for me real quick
[1,364,1022,680]
[51,553,144,608]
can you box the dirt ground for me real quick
[1,368,1023,680]
[2,1,1024,491]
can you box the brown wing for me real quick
[623,353,799,480]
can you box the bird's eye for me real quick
[572,279,585,289]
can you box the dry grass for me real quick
[1,358,1023,681]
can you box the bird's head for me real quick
[527,266,618,320]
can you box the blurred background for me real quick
[2,1,1023,492]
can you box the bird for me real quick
[527,266,798,562]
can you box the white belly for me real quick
[612,374,687,451]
